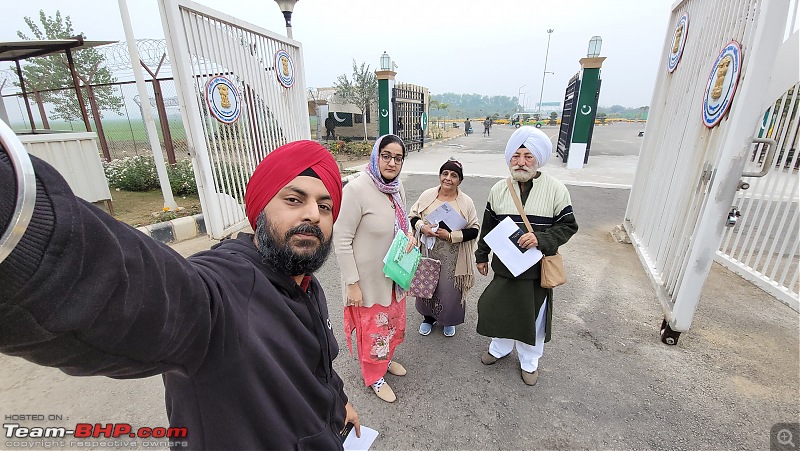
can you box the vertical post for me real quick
[376,69,396,136]
[151,78,176,164]
[119,0,177,210]
[567,57,605,169]
[65,49,93,133]
[538,28,554,116]
[86,85,112,161]
[14,60,36,132]
[33,91,50,129]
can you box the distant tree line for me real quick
[430,93,519,119]
[597,105,650,120]
[429,93,650,121]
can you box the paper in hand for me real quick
[483,217,543,277]
[343,425,379,451]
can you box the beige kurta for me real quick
[333,172,408,308]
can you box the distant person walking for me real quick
[483,117,492,137]
[464,118,471,137]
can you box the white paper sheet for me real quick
[343,425,379,451]
[483,217,543,277]
[424,201,467,231]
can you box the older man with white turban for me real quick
[474,126,578,386]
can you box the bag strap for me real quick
[507,177,533,233]
[414,224,430,257]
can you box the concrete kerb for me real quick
[137,213,206,244]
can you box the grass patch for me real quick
[109,190,202,228]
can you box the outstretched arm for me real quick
[0,153,219,379]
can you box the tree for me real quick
[549,111,558,125]
[333,60,377,141]
[597,112,607,124]
[15,10,122,123]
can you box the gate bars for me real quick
[624,0,790,343]
[159,0,309,238]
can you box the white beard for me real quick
[510,165,535,182]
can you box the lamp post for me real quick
[566,35,606,169]
[517,84,526,112]
[537,28,554,116]
[376,51,397,136]
[274,0,298,39]
[380,51,391,71]
[587,35,602,57]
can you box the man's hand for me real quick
[517,232,538,249]
[477,262,488,276]
[346,283,363,307]
[344,402,361,438]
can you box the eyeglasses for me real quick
[379,153,404,164]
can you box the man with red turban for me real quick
[0,140,360,449]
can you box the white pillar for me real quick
[118,0,178,211]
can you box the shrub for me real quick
[103,155,159,192]
[168,159,198,196]
[104,155,199,195]
[323,140,373,158]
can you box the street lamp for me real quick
[517,84,526,112]
[274,0,299,39]
[380,51,392,71]
[587,35,602,57]
[538,28,554,115]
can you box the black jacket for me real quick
[0,154,348,450]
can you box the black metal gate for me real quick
[556,72,580,163]
[392,83,425,152]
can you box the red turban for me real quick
[244,140,342,230]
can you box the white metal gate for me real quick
[158,0,309,238]
[718,80,800,311]
[625,0,792,344]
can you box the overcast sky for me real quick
[2,0,676,108]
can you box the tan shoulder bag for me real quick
[506,178,566,289]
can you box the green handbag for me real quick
[382,231,421,290]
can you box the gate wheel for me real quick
[659,318,681,345]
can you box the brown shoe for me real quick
[481,351,503,365]
[387,360,407,376]
[520,369,539,386]
[371,380,396,403]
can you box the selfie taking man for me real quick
[0,140,360,449]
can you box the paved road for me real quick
[1,130,797,450]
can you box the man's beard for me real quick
[254,213,332,276]
[510,164,536,182]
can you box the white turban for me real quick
[504,126,553,167]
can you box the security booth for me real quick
[0,37,115,214]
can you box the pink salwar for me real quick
[344,292,406,386]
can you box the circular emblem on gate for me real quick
[702,41,741,128]
[206,76,241,124]
[667,13,689,73]
[274,49,295,88]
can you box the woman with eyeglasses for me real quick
[408,159,480,338]
[334,134,415,403]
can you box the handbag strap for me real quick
[507,177,533,233]
[414,225,430,257]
